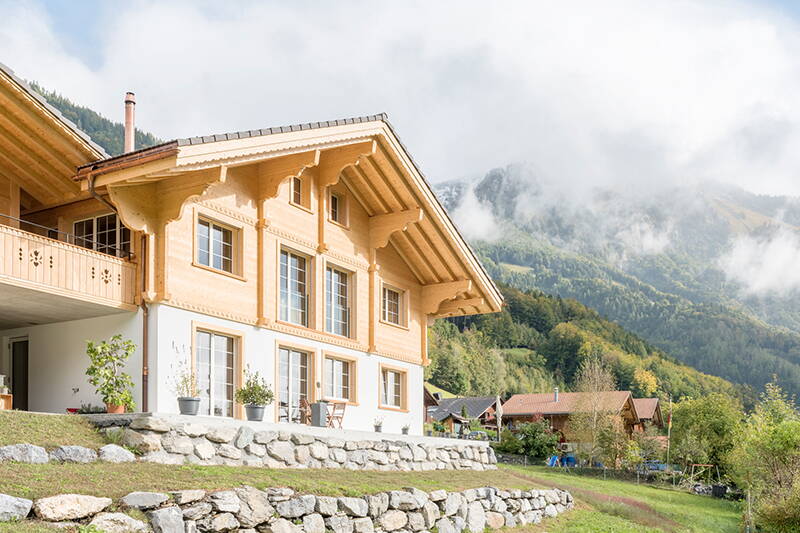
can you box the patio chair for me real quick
[299,398,313,425]
[327,401,346,428]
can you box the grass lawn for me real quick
[0,412,105,449]
[505,465,742,533]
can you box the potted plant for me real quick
[85,335,136,414]
[235,369,274,421]
[401,423,410,435]
[172,361,201,416]
[374,417,383,433]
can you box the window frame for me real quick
[380,282,409,329]
[72,212,131,258]
[191,321,244,419]
[289,175,312,212]
[378,364,408,412]
[279,247,312,328]
[274,340,318,423]
[325,262,352,338]
[321,352,358,405]
[193,211,244,279]
[327,188,349,228]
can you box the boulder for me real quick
[465,502,486,533]
[267,440,295,463]
[389,490,420,510]
[352,516,375,533]
[294,445,310,463]
[407,511,425,531]
[206,426,237,443]
[338,496,369,517]
[122,429,162,453]
[326,514,354,533]
[502,512,516,528]
[141,451,184,465]
[0,493,32,521]
[485,511,504,530]
[121,491,169,510]
[435,517,456,533]
[162,434,194,455]
[309,442,328,460]
[217,444,242,460]
[247,442,267,457]
[130,417,171,432]
[172,490,206,505]
[234,486,274,527]
[88,512,149,532]
[49,445,97,464]
[303,513,326,533]
[329,448,347,463]
[194,441,215,460]
[378,510,408,531]
[0,443,48,464]
[403,488,428,509]
[428,490,447,502]
[421,500,441,528]
[147,506,185,533]
[208,491,240,513]
[291,433,315,445]
[34,494,112,521]
[182,502,212,520]
[262,517,302,533]
[198,512,239,532]
[266,487,294,502]
[253,431,278,444]
[235,426,255,449]
[315,495,338,516]
[443,493,463,516]
[99,444,136,463]
[544,504,557,518]
[366,492,389,517]
[276,495,315,518]
[179,423,208,437]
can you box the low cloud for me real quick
[720,227,800,295]
[450,183,500,241]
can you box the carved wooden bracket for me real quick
[421,280,472,315]
[433,297,485,317]
[368,208,423,250]
[317,140,377,188]
[256,150,320,200]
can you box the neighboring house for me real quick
[501,389,640,438]
[632,397,664,431]
[429,396,500,433]
[0,62,503,433]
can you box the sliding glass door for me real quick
[278,347,309,423]
[196,331,236,417]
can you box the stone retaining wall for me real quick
[0,484,573,532]
[109,415,496,471]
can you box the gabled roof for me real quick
[76,113,504,316]
[632,398,660,420]
[432,396,498,420]
[502,391,636,417]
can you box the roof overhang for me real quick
[75,115,503,317]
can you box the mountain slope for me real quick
[438,165,800,396]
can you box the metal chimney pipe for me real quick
[124,92,136,153]
[554,387,559,402]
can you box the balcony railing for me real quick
[0,218,137,309]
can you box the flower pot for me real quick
[402,427,410,435]
[105,403,125,414]
[426,430,432,436]
[178,397,201,416]
[245,404,265,421]
[374,425,382,433]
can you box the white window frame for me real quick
[380,366,406,409]
[280,249,310,327]
[324,355,353,402]
[381,284,406,327]
[73,213,131,257]
[194,329,237,418]
[325,264,351,337]
[196,216,236,274]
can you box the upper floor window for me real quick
[73,213,131,258]
[280,249,309,326]
[328,190,348,226]
[197,218,233,273]
[292,177,303,206]
[325,265,350,337]
[382,285,404,326]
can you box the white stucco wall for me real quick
[151,303,424,434]
[0,311,143,413]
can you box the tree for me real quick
[671,393,742,471]
[567,355,618,465]
[85,335,136,411]
[632,367,658,397]
[495,422,559,460]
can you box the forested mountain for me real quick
[30,82,162,156]
[427,284,741,403]
[437,165,800,397]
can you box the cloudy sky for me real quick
[2,0,800,195]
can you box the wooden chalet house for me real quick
[0,63,502,433]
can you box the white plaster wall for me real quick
[152,304,424,434]
[0,311,143,413]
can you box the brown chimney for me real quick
[124,92,136,153]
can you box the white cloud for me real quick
[450,183,499,241]
[720,227,800,295]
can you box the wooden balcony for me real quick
[0,223,138,328]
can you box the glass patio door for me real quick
[196,331,235,417]
[278,347,309,423]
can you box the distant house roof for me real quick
[424,382,457,400]
[633,398,660,420]
[502,391,636,418]
[431,396,498,421]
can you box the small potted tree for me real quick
[401,423,410,435]
[235,368,274,421]
[172,361,200,416]
[85,335,136,414]
[374,416,383,433]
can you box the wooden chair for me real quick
[299,398,312,425]
[327,401,346,428]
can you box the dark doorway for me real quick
[11,339,28,411]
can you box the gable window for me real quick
[196,218,234,273]
[280,249,309,326]
[381,366,406,409]
[73,213,131,258]
[330,193,341,223]
[195,329,236,418]
[292,177,303,206]
[325,265,350,337]
[324,355,353,401]
[382,286,404,326]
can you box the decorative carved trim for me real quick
[422,280,472,315]
[373,348,424,365]
[193,199,258,226]
[368,208,423,251]
[163,299,258,326]
[432,297,485,317]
